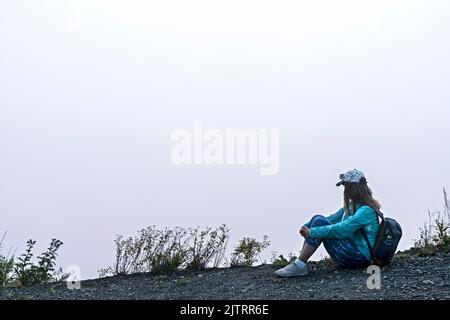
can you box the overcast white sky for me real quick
[1,0,450,279]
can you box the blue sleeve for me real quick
[310,206,375,239]
[303,208,344,227]
[326,208,345,224]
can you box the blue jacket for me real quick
[309,205,379,261]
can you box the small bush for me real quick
[0,257,14,287]
[0,233,14,287]
[106,226,189,275]
[270,251,297,267]
[101,225,230,277]
[144,226,191,274]
[110,234,144,275]
[14,239,64,287]
[414,188,450,256]
[186,225,229,270]
[230,235,270,267]
[0,235,64,287]
[414,210,436,256]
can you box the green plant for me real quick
[270,251,297,267]
[0,257,14,287]
[414,188,450,256]
[100,224,231,277]
[0,233,14,287]
[414,210,435,256]
[186,224,229,270]
[434,214,450,250]
[111,234,146,275]
[147,227,191,274]
[230,235,270,267]
[14,239,64,287]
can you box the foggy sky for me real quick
[1,0,450,278]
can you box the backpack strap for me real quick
[374,210,385,222]
[360,228,374,260]
[360,206,383,262]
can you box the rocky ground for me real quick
[1,249,450,300]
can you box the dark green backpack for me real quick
[361,211,402,266]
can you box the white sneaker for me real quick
[274,262,308,277]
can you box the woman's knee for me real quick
[309,214,331,227]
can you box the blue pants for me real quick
[304,215,370,268]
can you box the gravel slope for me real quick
[1,250,450,300]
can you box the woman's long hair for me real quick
[344,180,381,215]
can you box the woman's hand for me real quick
[299,226,311,239]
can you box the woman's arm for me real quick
[303,208,344,227]
[309,206,375,239]
[326,208,345,224]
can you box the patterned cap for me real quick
[336,169,366,186]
